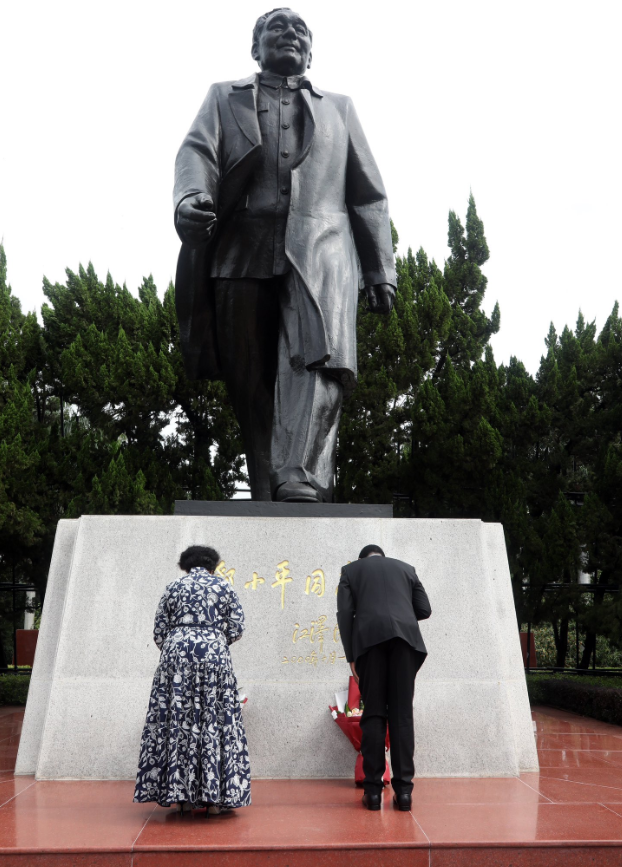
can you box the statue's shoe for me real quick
[274,482,322,503]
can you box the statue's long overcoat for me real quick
[174,74,396,394]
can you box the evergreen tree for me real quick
[336,199,622,670]
[0,246,247,664]
[41,265,245,510]
[337,195,501,512]
[2,207,621,674]
[576,303,622,663]
[0,246,51,663]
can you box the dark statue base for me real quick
[173,501,393,518]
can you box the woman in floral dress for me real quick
[134,545,251,814]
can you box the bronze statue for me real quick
[174,8,396,502]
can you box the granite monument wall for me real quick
[16,515,538,780]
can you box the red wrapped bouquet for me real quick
[329,676,390,786]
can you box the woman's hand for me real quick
[350,661,359,684]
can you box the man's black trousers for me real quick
[357,637,425,796]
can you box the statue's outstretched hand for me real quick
[176,194,217,245]
[365,283,395,315]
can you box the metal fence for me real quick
[0,580,38,675]
[523,582,621,676]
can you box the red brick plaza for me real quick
[3,704,622,865]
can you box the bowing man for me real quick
[337,544,432,811]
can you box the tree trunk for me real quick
[555,617,569,668]
[579,587,604,669]
[579,631,596,669]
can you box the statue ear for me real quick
[307,51,312,69]
[251,42,260,65]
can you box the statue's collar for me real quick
[232,72,323,98]
[259,70,305,90]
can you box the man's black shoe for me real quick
[362,792,381,811]
[393,793,412,811]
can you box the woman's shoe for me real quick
[176,802,189,815]
[207,804,232,816]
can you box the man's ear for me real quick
[251,42,260,65]
[307,51,312,69]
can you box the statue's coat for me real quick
[174,74,396,395]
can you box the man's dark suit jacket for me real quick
[337,557,432,663]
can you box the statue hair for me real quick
[251,8,312,58]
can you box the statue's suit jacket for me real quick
[174,74,397,394]
[337,557,431,663]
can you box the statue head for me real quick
[252,8,312,76]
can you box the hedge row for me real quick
[527,674,622,726]
[0,675,30,706]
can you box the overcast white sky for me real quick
[1,0,621,374]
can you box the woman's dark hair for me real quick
[179,545,220,572]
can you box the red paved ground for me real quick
[4,704,622,865]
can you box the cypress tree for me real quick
[41,265,245,509]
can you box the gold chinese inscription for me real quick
[233,559,342,607]
[282,650,347,666]
[281,614,345,666]
[245,572,265,591]
[214,560,235,586]
[305,569,325,598]
[271,560,293,609]
[282,617,344,664]
[292,615,340,653]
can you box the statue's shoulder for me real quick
[315,88,355,116]
[215,74,256,91]
[199,76,256,100]
[319,88,352,103]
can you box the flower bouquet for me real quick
[329,676,390,786]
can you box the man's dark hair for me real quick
[179,545,220,572]
[251,7,311,56]
[359,544,385,559]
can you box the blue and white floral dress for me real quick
[134,567,251,808]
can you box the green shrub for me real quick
[527,622,622,669]
[526,674,547,705]
[527,673,622,726]
[0,674,30,706]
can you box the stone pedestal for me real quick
[16,515,538,780]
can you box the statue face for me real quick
[254,9,312,76]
